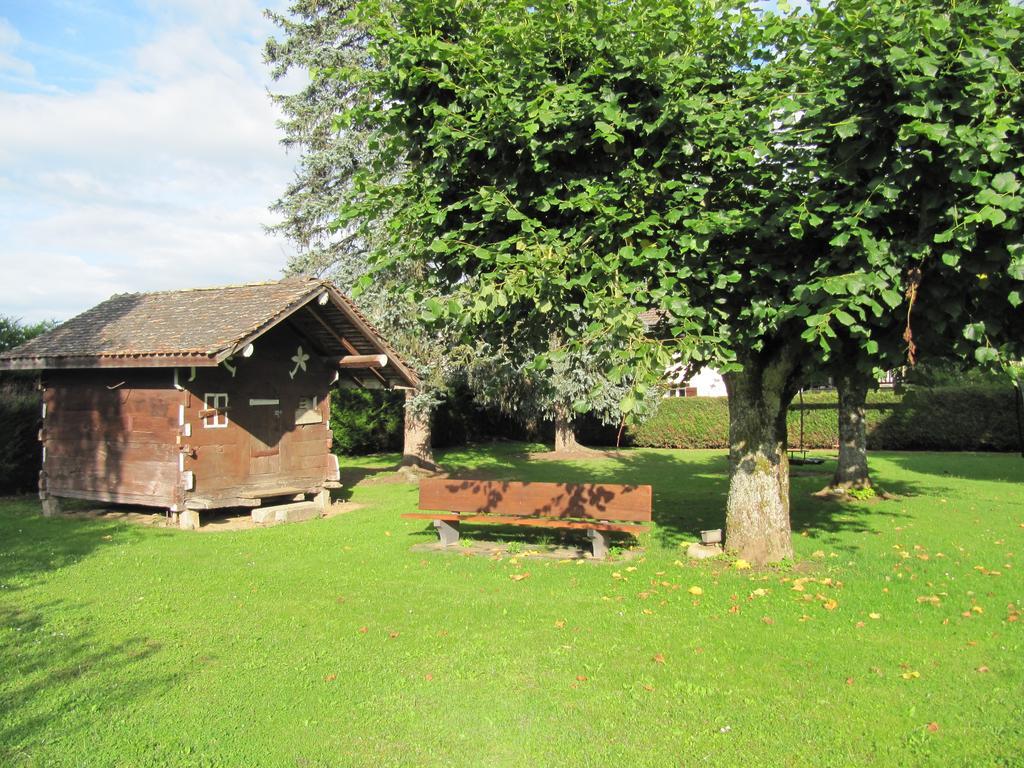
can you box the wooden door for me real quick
[248,397,284,477]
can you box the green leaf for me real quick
[991,172,1019,194]
[974,346,998,364]
[963,322,985,342]
[834,310,856,327]
[881,289,903,309]
[835,121,858,139]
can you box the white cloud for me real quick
[0,2,302,323]
[0,17,36,79]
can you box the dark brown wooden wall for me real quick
[42,369,181,506]
[182,322,336,504]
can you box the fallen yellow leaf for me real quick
[734,559,752,570]
[822,598,839,611]
[869,612,881,620]
[688,586,704,596]
[901,670,920,680]
[510,573,530,581]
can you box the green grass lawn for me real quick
[1,445,1022,767]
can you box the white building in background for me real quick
[637,310,729,398]
[665,363,727,398]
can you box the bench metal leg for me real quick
[433,519,460,547]
[588,528,609,559]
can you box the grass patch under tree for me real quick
[1,445,1021,766]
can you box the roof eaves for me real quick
[323,284,421,388]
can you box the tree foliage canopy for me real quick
[334,0,1023,407]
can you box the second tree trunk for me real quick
[402,390,438,471]
[553,402,582,454]
[832,371,871,490]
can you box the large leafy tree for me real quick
[783,0,1024,492]
[266,0,638,459]
[331,0,1024,562]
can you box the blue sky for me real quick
[0,0,298,322]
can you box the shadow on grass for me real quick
[0,496,164,593]
[403,444,943,554]
[0,600,182,763]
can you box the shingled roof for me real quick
[637,309,667,328]
[0,278,418,388]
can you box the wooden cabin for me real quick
[0,278,417,528]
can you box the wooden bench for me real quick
[403,478,652,558]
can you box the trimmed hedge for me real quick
[329,388,405,455]
[628,386,1021,452]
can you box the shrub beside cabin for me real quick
[0,278,417,528]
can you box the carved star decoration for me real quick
[290,346,310,379]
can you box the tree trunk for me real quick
[832,371,872,490]
[553,402,582,454]
[722,351,800,565]
[402,390,438,471]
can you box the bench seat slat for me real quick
[401,512,648,534]
[418,478,652,522]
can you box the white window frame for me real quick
[203,393,229,428]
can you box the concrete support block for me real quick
[251,507,277,525]
[433,518,460,547]
[588,528,609,559]
[253,501,320,526]
[314,488,331,514]
[40,496,61,517]
[179,508,201,530]
[276,501,319,524]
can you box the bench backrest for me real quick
[419,478,652,522]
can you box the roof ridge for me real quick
[107,276,321,300]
